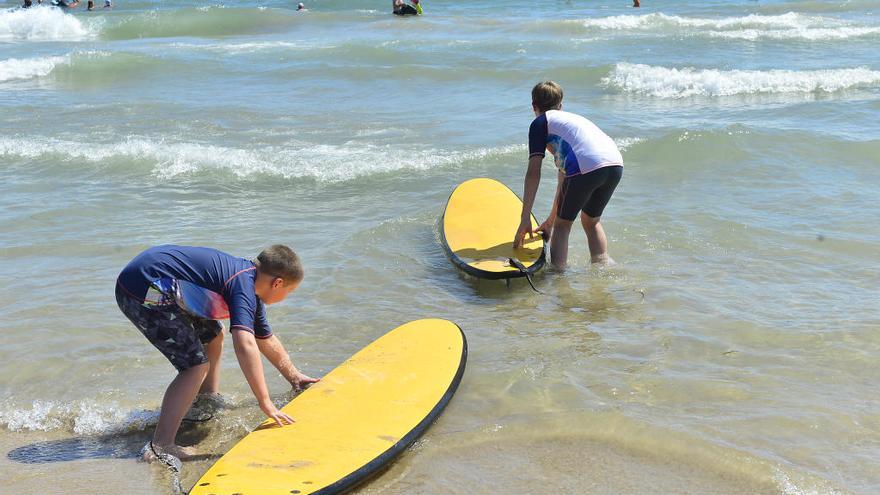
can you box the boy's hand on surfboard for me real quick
[260,401,295,427]
[535,217,554,239]
[290,372,321,392]
[513,218,535,248]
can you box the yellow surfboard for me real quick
[190,319,466,495]
[441,178,546,279]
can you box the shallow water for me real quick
[1,0,879,493]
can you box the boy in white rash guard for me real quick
[513,81,624,269]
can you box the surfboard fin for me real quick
[507,258,543,294]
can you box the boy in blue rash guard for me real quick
[116,244,319,462]
[513,81,624,269]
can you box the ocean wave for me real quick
[617,126,879,167]
[0,399,157,436]
[576,12,880,41]
[0,136,526,182]
[0,5,97,41]
[710,26,880,41]
[602,63,880,98]
[758,0,880,14]
[0,51,127,85]
[614,137,643,151]
[100,7,299,41]
[169,40,336,55]
[581,12,826,30]
[0,54,69,82]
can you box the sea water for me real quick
[1,0,878,493]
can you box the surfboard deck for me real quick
[189,319,466,495]
[440,177,546,280]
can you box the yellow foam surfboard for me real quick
[190,319,466,495]
[441,178,546,279]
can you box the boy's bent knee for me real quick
[553,216,575,231]
[580,212,601,227]
[180,362,210,376]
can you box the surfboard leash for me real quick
[507,258,543,294]
[145,441,185,495]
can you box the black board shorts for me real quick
[393,4,418,15]
[556,165,623,221]
[116,285,222,371]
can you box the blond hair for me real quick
[532,81,564,113]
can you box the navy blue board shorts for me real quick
[556,165,623,222]
[116,284,222,371]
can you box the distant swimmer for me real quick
[104,0,112,8]
[51,0,80,8]
[393,0,422,16]
[297,2,307,11]
[21,0,33,8]
[633,0,640,6]
[87,0,94,10]
[513,81,624,269]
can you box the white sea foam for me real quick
[169,40,335,54]
[0,54,69,82]
[0,51,113,82]
[0,399,157,435]
[0,5,96,41]
[577,12,880,41]
[615,137,643,151]
[773,466,841,495]
[710,26,880,41]
[582,12,824,30]
[0,137,525,182]
[603,63,880,98]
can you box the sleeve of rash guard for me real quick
[225,276,272,339]
[252,300,273,339]
[528,114,548,158]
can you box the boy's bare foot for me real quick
[591,254,616,266]
[163,444,199,459]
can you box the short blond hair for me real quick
[532,81,563,113]
[255,245,303,285]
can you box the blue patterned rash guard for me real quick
[529,109,623,177]
[116,245,272,338]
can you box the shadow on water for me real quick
[6,420,212,465]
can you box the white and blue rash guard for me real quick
[528,110,623,177]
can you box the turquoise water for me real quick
[1,1,879,493]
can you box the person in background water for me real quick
[104,0,111,8]
[392,0,421,16]
[514,81,624,269]
[297,2,307,11]
[22,0,32,8]
[87,0,94,10]
[633,0,640,7]
[52,0,80,9]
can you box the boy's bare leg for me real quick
[549,217,574,270]
[199,332,224,395]
[581,213,614,265]
[151,363,209,458]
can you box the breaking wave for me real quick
[576,12,880,41]
[0,5,97,41]
[0,136,527,182]
[603,63,880,98]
